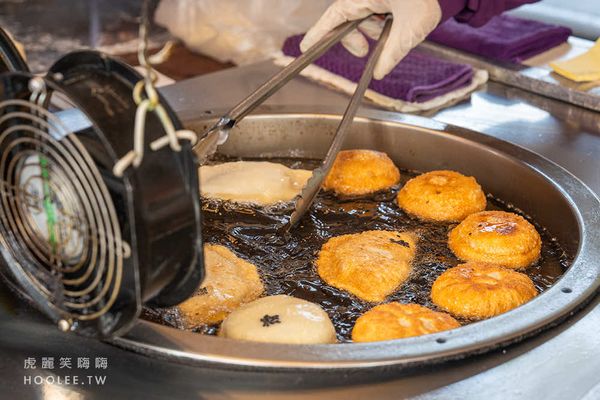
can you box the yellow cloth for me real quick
[550,39,600,82]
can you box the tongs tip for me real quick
[286,16,394,230]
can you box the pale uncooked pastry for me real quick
[178,244,264,326]
[199,161,312,205]
[219,295,337,344]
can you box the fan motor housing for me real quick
[0,51,204,338]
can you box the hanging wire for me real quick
[112,0,197,177]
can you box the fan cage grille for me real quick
[0,98,130,321]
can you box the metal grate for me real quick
[0,89,130,325]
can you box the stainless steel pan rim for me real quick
[112,108,600,370]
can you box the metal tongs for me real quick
[196,14,394,228]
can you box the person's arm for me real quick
[301,0,540,80]
[438,0,540,27]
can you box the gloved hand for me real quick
[300,0,442,80]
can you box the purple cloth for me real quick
[282,35,474,103]
[428,14,572,63]
[439,0,540,27]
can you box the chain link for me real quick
[112,0,197,177]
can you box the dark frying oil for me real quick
[143,157,572,341]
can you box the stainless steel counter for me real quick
[1,61,599,399]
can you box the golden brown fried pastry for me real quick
[322,150,400,196]
[316,230,417,302]
[219,295,337,344]
[448,211,542,269]
[431,262,538,319]
[178,244,264,326]
[397,170,486,222]
[352,303,460,342]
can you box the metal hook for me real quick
[112,0,197,177]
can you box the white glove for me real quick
[300,0,442,80]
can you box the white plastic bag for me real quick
[155,0,331,65]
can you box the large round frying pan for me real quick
[112,108,600,371]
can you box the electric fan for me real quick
[0,43,204,338]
